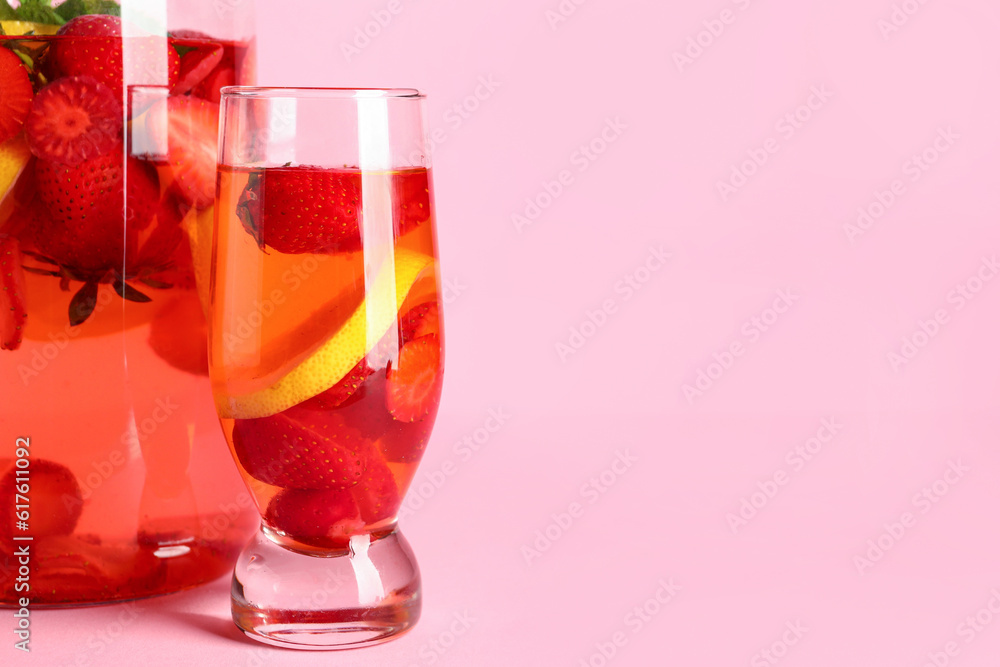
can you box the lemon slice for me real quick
[0,134,31,231]
[219,248,434,420]
[180,204,215,318]
[0,134,29,192]
[0,21,60,36]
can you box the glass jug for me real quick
[0,0,258,606]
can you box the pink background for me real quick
[12,0,1000,665]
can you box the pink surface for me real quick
[10,0,1000,664]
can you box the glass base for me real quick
[231,527,421,650]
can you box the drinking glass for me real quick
[212,87,443,649]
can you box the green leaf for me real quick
[21,250,60,266]
[138,277,173,290]
[0,1,17,21]
[69,281,98,326]
[13,50,32,69]
[172,42,196,58]
[56,0,120,21]
[21,266,59,277]
[236,173,264,249]
[112,277,152,303]
[15,0,65,26]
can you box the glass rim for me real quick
[219,86,425,100]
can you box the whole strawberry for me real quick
[231,410,374,490]
[238,166,434,255]
[238,166,363,255]
[0,46,34,144]
[0,459,83,539]
[352,453,400,524]
[32,146,160,276]
[266,487,364,549]
[50,15,180,103]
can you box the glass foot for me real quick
[231,528,421,650]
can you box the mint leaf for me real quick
[12,49,32,69]
[112,275,151,303]
[56,0,120,21]
[0,1,17,21]
[172,42,197,57]
[69,281,99,326]
[15,0,66,26]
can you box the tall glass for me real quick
[0,0,257,605]
[212,87,444,649]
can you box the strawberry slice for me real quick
[25,76,123,166]
[292,303,443,442]
[193,63,235,104]
[401,302,440,342]
[168,31,237,102]
[386,333,443,423]
[51,16,180,103]
[302,359,375,410]
[171,45,223,96]
[352,454,400,524]
[146,96,219,209]
[376,306,443,463]
[265,487,364,549]
[231,410,373,490]
[0,47,33,144]
[296,367,394,446]
[0,236,27,351]
[238,166,362,255]
[0,458,83,539]
[393,168,432,232]
[311,312,426,410]
[378,418,434,464]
